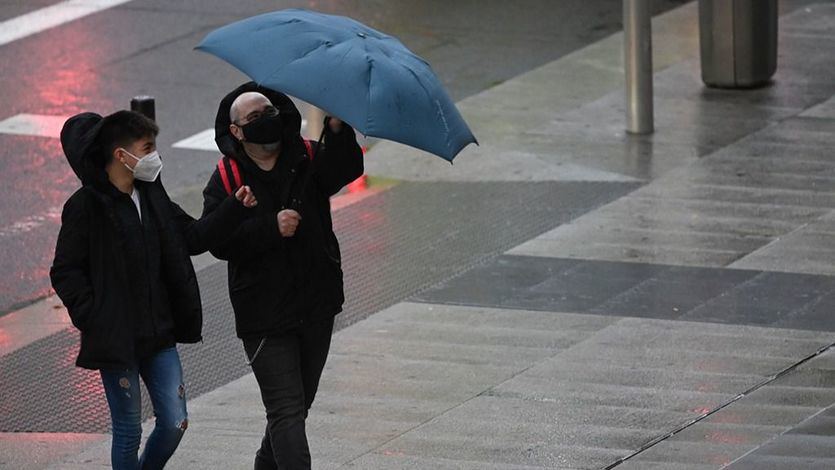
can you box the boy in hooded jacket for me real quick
[50,110,257,470]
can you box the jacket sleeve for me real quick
[49,195,95,331]
[202,168,283,263]
[168,190,248,256]
[312,122,364,197]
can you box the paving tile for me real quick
[787,414,835,436]
[338,318,591,350]
[378,432,630,469]
[705,404,821,428]
[725,453,835,470]
[616,460,717,470]
[523,361,764,396]
[756,433,835,458]
[670,422,787,446]
[744,385,835,409]
[556,346,796,377]
[634,180,835,208]
[393,406,659,454]
[383,302,618,332]
[774,289,835,331]
[613,316,831,342]
[803,96,835,119]
[681,271,835,326]
[509,238,746,268]
[635,330,827,359]
[769,367,835,389]
[627,439,759,468]
[329,336,555,370]
[489,378,731,415]
[554,226,773,254]
[343,453,555,470]
[528,272,643,303]
[590,276,741,320]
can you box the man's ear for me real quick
[229,123,243,141]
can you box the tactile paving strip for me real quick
[0,180,639,432]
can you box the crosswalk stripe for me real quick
[174,119,309,152]
[0,0,134,47]
[172,128,217,152]
[0,114,68,138]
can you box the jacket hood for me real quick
[214,81,303,160]
[60,112,109,186]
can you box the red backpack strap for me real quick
[303,139,314,160]
[217,157,232,195]
[228,158,243,188]
[217,156,243,195]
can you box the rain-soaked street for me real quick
[4,1,835,469]
[0,0,691,315]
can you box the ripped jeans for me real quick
[100,346,188,470]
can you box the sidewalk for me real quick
[6,1,835,469]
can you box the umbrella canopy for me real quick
[196,8,477,161]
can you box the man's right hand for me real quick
[277,209,301,237]
[234,185,258,208]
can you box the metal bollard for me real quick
[699,0,778,88]
[130,96,156,121]
[624,0,654,134]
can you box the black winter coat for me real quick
[202,83,363,339]
[50,113,248,370]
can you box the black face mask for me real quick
[239,109,283,145]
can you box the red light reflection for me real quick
[347,174,369,193]
[705,429,750,445]
[690,406,713,415]
[0,327,11,351]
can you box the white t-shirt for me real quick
[130,188,142,222]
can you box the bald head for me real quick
[229,92,272,124]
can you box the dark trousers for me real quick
[243,316,335,470]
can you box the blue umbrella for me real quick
[196,8,477,162]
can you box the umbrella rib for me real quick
[261,41,331,87]
[398,62,452,150]
[363,40,373,134]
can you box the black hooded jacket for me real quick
[202,83,363,339]
[50,112,249,370]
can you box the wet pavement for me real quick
[0,0,689,316]
[4,0,835,469]
[415,256,835,330]
[0,180,637,433]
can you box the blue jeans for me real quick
[100,346,188,470]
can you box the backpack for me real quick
[217,139,314,195]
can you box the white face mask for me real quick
[121,148,163,182]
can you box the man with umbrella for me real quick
[201,82,363,469]
[197,9,475,468]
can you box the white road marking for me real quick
[172,129,217,152]
[0,0,134,47]
[0,114,69,138]
[174,119,308,152]
[0,0,131,46]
